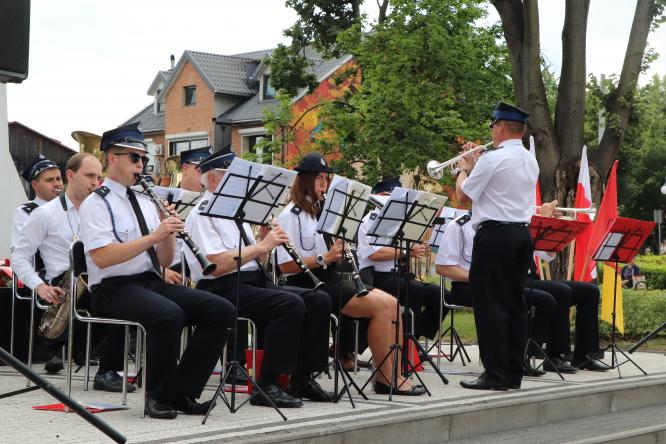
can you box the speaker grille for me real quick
[0,0,31,83]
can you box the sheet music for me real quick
[595,232,623,262]
[131,185,203,220]
[201,158,297,224]
[316,175,371,241]
[428,206,466,250]
[368,187,447,243]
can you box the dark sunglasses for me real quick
[114,152,149,166]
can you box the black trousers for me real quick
[470,224,533,387]
[530,280,600,358]
[197,270,331,378]
[372,271,447,340]
[90,272,234,404]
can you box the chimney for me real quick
[170,54,175,69]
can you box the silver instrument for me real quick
[533,204,597,220]
[427,141,494,179]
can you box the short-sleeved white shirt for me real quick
[435,213,474,273]
[276,202,327,276]
[461,139,539,230]
[184,190,258,282]
[10,197,48,252]
[79,178,162,288]
[11,194,79,290]
[357,209,395,272]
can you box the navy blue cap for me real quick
[21,154,59,182]
[371,177,401,195]
[294,152,333,174]
[199,147,236,173]
[180,146,212,165]
[491,102,529,125]
[100,122,147,152]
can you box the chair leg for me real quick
[135,329,142,373]
[122,325,129,406]
[140,328,147,419]
[353,319,359,375]
[10,282,16,356]
[26,292,35,387]
[84,322,92,390]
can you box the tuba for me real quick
[38,271,88,339]
[71,130,103,162]
[164,155,182,187]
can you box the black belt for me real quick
[477,220,529,230]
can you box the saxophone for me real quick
[38,271,88,339]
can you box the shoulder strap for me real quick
[21,201,38,215]
[94,186,123,243]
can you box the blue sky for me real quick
[7,1,666,150]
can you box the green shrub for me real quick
[633,255,666,290]
[597,289,666,338]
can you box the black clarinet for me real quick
[266,217,324,290]
[343,243,369,297]
[138,177,217,276]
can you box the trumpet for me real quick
[533,204,597,219]
[427,141,494,179]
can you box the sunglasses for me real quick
[114,152,149,167]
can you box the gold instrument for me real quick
[533,204,596,219]
[427,141,494,179]
[71,131,103,162]
[39,271,88,339]
[164,155,182,187]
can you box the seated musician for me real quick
[276,153,425,396]
[358,178,447,342]
[185,149,334,408]
[79,123,235,419]
[11,153,132,390]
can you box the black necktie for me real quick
[126,188,161,274]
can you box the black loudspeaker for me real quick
[0,0,31,84]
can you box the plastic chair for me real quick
[66,240,147,418]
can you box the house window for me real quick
[263,75,276,100]
[169,138,208,156]
[156,101,165,113]
[241,133,273,164]
[184,85,197,106]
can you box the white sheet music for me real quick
[200,158,297,224]
[131,185,203,220]
[316,175,371,241]
[428,206,467,250]
[368,187,447,243]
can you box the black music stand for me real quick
[361,188,449,400]
[315,175,371,407]
[586,217,654,378]
[199,158,296,423]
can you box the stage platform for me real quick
[1,345,665,443]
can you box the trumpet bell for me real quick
[427,160,445,180]
[71,131,103,162]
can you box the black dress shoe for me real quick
[93,370,137,393]
[288,379,334,402]
[222,365,249,385]
[173,394,213,415]
[459,373,509,391]
[44,353,64,374]
[374,380,426,396]
[571,356,608,372]
[250,384,303,408]
[145,397,177,419]
[523,363,546,377]
[543,356,577,374]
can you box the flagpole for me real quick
[566,239,576,280]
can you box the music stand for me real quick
[361,187,448,400]
[199,158,297,423]
[587,217,654,378]
[315,175,371,407]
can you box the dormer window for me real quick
[155,89,165,113]
[263,75,276,100]
[184,85,197,106]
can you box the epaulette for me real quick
[21,201,39,215]
[198,200,209,211]
[291,205,302,215]
[369,212,378,220]
[94,186,110,199]
[455,213,472,226]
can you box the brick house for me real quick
[123,48,353,175]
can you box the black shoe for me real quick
[543,356,577,374]
[44,352,64,374]
[173,394,213,415]
[523,363,546,377]
[222,364,249,385]
[374,380,426,396]
[460,373,509,391]
[250,384,303,408]
[93,370,137,393]
[288,379,334,402]
[73,349,99,367]
[571,356,608,372]
[145,397,177,419]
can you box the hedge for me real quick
[635,255,666,290]
[597,289,666,338]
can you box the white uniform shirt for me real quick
[357,209,395,272]
[461,139,539,230]
[11,194,79,290]
[79,178,161,288]
[435,213,474,274]
[276,202,327,276]
[185,190,258,282]
[10,197,48,252]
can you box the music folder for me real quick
[592,217,655,264]
[529,215,590,253]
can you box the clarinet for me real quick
[343,243,369,297]
[266,217,324,290]
[137,177,217,276]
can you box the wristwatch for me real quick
[316,254,328,269]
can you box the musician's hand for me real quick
[163,268,182,285]
[35,283,66,305]
[324,239,344,264]
[259,225,290,252]
[257,223,271,241]
[540,200,559,218]
[159,202,179,220]
[153,216,184,242]
[410,243,428,258]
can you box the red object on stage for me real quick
[592,217,655,265]
[407,340,423,372]
[529,215,591,253]
[32,402,128,413]
[244,349,289,394]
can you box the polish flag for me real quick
[573,146,595,281]
[530,136,542,275]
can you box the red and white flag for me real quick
[529,136,542,207]
[573,146,595,281]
